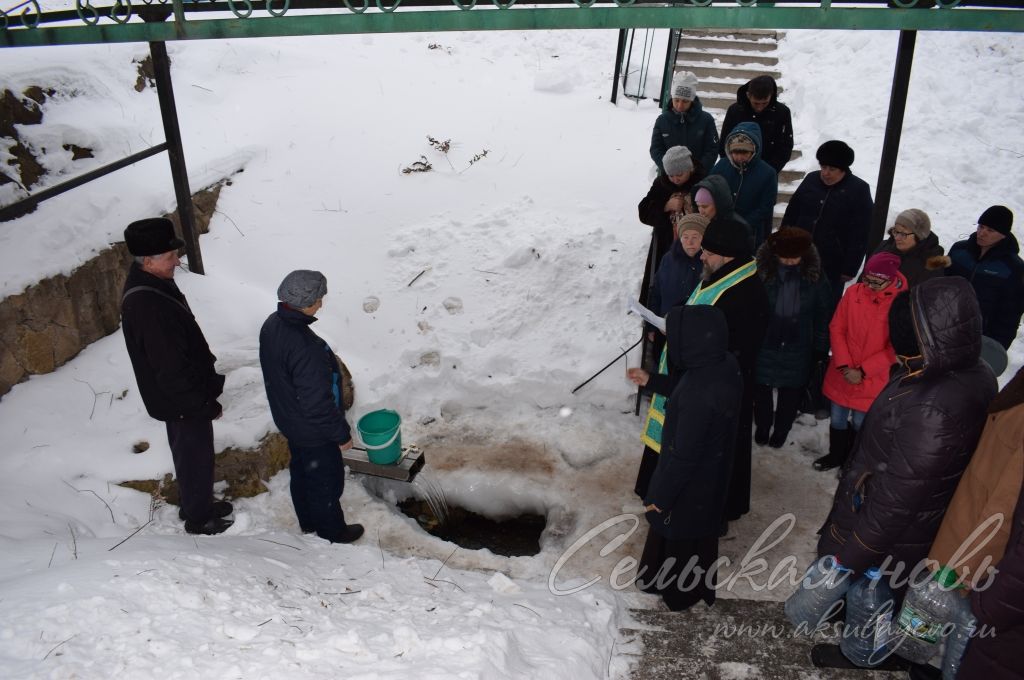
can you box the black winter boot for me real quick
[813,427,851,471]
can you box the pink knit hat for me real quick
[695,187,714,207]
[864,252,901,281]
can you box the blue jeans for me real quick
[830,403,866,431]
[288,441,349,542]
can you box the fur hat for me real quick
[278,270,327,309]
[662,146,694,176]
[124,217,184,257]
[768,227,813,259]
[701,217,752,258]
[978,205,1014,236]
[671,71,699,101]
[674,213,709,236]
[864,252,902,282]
[816,140,854,171]
[895,208,932,240]
[726,133,756,154]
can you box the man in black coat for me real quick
[259,270,364,544]
[694,217,771,527]
[638,305,743,611]
[718,75,794,174]
[781,140,874,310]
[121,218,232,535]
[817,277,997,591]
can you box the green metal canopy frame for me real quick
[2,1,1024,48]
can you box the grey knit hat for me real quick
[671,71,699,101]
[278,270,327,309]
[895,208,931,240]
[662,146,694,176]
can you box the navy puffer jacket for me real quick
[947,232,1024,349]
[259,303,352,447]
[650,97,719,175]
[817,277,997,576]
[709,122,779,249]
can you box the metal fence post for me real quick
[149,39,205,275]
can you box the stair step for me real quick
[683,28,781,40]
[678,37,779,53]
[699,95,734,110]
[680,65,782,81]
[779,169,804,184]
[677,49,779,67]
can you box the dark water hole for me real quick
[398,499,545,557]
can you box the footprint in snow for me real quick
[442,297,463,314]
[363,296,380,313]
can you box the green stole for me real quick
[639,259,757,452]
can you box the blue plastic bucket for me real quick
[357,409,402,465]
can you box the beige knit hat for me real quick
[674,213,709,236]
[895,208,931,239]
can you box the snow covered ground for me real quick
[1,14,1023,679]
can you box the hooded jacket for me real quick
[691,174,753,247]
[781,169,874,286]
[719,79,794,174]
[817,277,998,576]
[644,305,743,540]
[753,242,832,388]
[259,303,352,447]
[709,122,779,249]
[120,263,225,422]
[821,272,908,413]
[873,231,948,289]
[650,97,720,177]
[947,232,1024,349]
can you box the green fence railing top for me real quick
[3,0,1024,48]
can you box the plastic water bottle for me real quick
[785,556,854,632]
[895,566,961,665]
[840,567,897,667]
[941,591,975,680]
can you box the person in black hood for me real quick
[120,218,233,536]
[946,205,1024,349]
[816,277,997,595]
[718,75,794,174]
[260,270,364,545]
[637,304,743,611]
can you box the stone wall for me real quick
[0,181,228,399]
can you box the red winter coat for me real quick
[822,273,907,412]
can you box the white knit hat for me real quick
[671,71,699,101]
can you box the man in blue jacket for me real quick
[946,205,1024,350]
[259,270,364,544]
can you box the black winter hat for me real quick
[701,217,752,258]
[816,140,855,171]
[124,218,184,257]
[978,205,1014,236]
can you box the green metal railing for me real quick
[2,1,1023,48]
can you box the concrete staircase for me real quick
[674,29,803,228]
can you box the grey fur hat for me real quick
[278,270,327,309]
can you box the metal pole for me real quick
[149,40,204,275]
[659,28,679,110]
[869,29,916,256]
[611,28,627,104]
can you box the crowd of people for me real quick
[632,70,1024,677]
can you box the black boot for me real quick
[813,427,850,471]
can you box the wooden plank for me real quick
[343,447,425,483]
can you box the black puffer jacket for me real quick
[817,277,997,575]
[259,303,352,447]
[121,264,224,422]
[645,305,743,540]
[637,165,706,261]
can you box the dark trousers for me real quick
[288,441,348,542]
[165,418,215,524]
[753,385,803,438]
[724,381,754,522]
